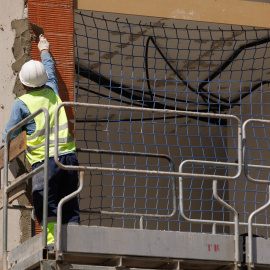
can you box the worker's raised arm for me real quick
[38,35,59,96]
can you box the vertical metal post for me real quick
[56,171,84,260]
[42,109,50,249]
[212,180,240,268]
[139,216,144,229]
[246,185,270,270]
[212,223,216,234]
[168,159,177,218]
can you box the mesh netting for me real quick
[74,10,270,236]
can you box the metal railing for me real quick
[54,102,243,181]
[2,108,50,270]
[179,159,270,270]
[76,148,177,228]
[179,160,270,228]
[242,119,270,270]
[179,160,242,269]
[53,102,243,264]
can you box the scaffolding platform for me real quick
[7,225,246,270]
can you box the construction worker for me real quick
[2,35,80,245]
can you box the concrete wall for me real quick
[0,0,32,255]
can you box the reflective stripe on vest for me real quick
[19,88,76,165]
[26,136,74,153]
[27,122,69,141]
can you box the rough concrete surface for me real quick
[11,19,32,98]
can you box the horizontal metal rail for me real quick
[55,102,243,181]
[6,165,44,193]
[77,148,177,226]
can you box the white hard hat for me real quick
[19,60,48,87]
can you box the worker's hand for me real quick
[38,34,50,52]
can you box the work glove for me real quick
[38,34,50,52]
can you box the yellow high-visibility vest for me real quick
[19,88,75,165]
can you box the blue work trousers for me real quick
[32,153,80,225]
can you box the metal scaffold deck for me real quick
[7,225,270,270]
[8,225,239,270]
